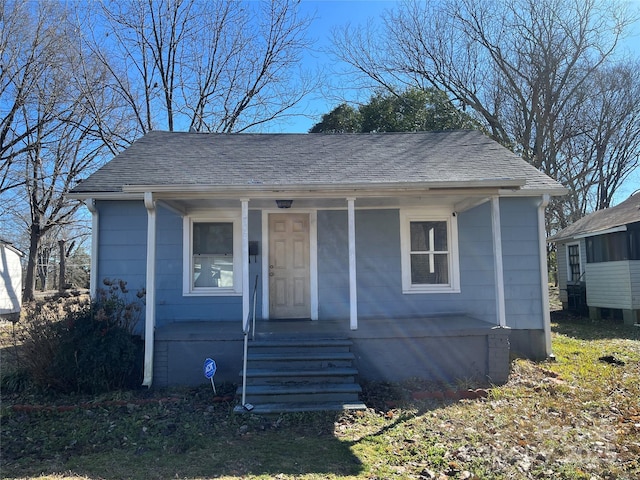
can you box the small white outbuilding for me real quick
[549,192,640,325]
[0,238,24,320]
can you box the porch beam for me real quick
[143,192,157,387]
[241,199,250,329]
[347,197,358,330]
[491,196,506,327]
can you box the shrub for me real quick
[11,280,144,394]
[0,370,31,393]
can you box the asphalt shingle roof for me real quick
[549,192,640,242]
[72,130,565,194]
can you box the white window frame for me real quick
[400,208,460,294]
[565,241,583,283]
[183,213,242,296]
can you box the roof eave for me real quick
[68,191,144,201]
[551,224,630,243]
[118,178,526,195]
[69,179,571,201]
[499,186,568,197]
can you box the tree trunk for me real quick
[37,247,49,291]
[22,223,41,302]
[58,239,66,293]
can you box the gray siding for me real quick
[317,210,350,319]
[96,200,263,327]
[317,206,500,322]
[97,197,545,331]
[586,261,633,309]
[500,197,544,329]
[317,198,544,330]
[155,207,263,324]
[97,200,148,292]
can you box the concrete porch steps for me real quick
[235,401,367,415]
[235,337,367,413]
[241,382,362,403]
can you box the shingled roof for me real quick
[71,130,565,195]
[549,192,640,242]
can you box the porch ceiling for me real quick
[158,190,501,214]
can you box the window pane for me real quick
[608,232,627,261]
[567,244,581,282]
[630,227,640,260]
[411,253,449,284]
[193,223,233,255]
[193,255,234,287]
[193,222,233,288]
[587,232,629,263]
[410,221,447,251]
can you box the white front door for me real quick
[268,213,311,319]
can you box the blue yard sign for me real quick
[204,358,217,394]
[204,358,217,378]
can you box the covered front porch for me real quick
[120,188,543,389]
[152,315,511,389]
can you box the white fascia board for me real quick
[121,179,526,196]
[499,186,568,197]
[574,225,627,239]
[68,191,144,201]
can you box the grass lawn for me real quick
[1,308,639,479]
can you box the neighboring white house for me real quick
[0,238,24,321]
[549,192,640,325]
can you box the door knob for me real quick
[269,272,274,276]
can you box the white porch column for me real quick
[142,192,157,387]
[347,197,358,330]
[85,199,99,298]
[241,199,250,329]
[491,196,506,327]
[537,194,553,358]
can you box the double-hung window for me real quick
[183,214,241,295]
[400,209,460,293]
[566,243,582,282]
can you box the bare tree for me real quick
[0,1,129,301]
[89,0,318,133]
[0,0,67,194]
[568,62,640,211]
[2,0,320,301]
[330,0,639,227]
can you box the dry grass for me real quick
[1,288,639,479]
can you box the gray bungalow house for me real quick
[71,130,565,411]
[549,192,640,325]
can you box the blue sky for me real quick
[283,0,639,203]
[276,0,397,133]
[282,1,640,132]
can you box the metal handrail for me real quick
[252,274,258,341]
[241,275,259,409]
